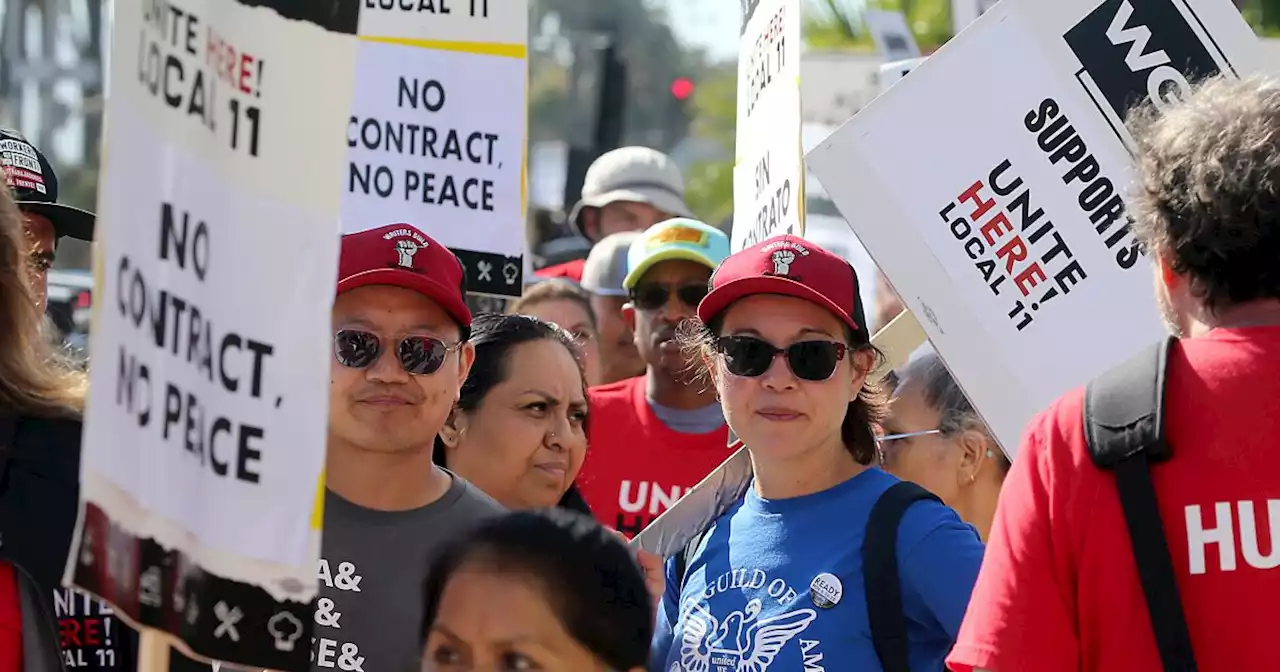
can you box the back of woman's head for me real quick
[0,186,85,417]
[422,508,652,669]
[432,313,586,465]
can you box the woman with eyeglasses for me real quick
[651,236,985,672]
[432,313,592,512]
[880,351,1009,542]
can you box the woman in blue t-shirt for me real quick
[650,235,985,672]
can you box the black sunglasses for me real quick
[715,335,848,382]
[629,282,708,311]
[334,330,460,375]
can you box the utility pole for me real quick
[560,29,628,220]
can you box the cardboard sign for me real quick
[951,0,1002,34]
[878,56,928,94]
[343,1,528,297]
[72,1,356,667]
[864,9,922,63]
[807,0,1263,457]
[732,0,805,251]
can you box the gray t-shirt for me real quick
[311,471,502,672]
[649,397,726,434]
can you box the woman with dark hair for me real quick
[421,508,652,671]
[433,313,592,513]
[652,236,984,671]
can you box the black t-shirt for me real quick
[0,413,138,670]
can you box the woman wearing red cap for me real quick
[651,236,985,672]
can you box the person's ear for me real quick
[455,340,477,392]
[956,429,990,487]
[439,407,469,448]
[622,302,636,331]
[1156,247,1182,294]
[847,348,876,403]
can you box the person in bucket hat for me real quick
[535,147,693,284]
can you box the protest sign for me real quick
[878,56,927,94]
[732,0,805,251]
[53,588,127,669]
[807,0,1263,457]
[951,0,1002,33]
[343,2,528,297]
[864,9,922,63]
[73,1,357,667]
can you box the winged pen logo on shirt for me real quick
[674,598,816,672]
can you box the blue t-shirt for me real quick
[650,468,984,672]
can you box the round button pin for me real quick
[810,572,843,609]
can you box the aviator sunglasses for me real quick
[629,281,709,311]
[715,335,848,382]
[334,329,460,375]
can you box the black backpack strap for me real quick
[1084,335,1197,672]
[674,527,710,593]
[862,480,940,672]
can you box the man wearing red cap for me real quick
[315,224,502,672]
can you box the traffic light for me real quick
[670,77,695,101]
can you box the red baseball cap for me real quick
[337,224,472,329]
[698,235,867,338]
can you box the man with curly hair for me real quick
[949,75,1280,672]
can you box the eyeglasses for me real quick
[333,330,460,375]
[714,335,848,382]
[875,429,942,467]
[629,282,708,311]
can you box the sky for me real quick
[658,0,879,63]
[655,0,743,63]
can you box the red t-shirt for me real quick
[948,326,1280,672]
[576,377,732,536]
[533,259,585,284]
[0,563,22,672]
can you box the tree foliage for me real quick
[804,0,953,52]
[682,66,738,225]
